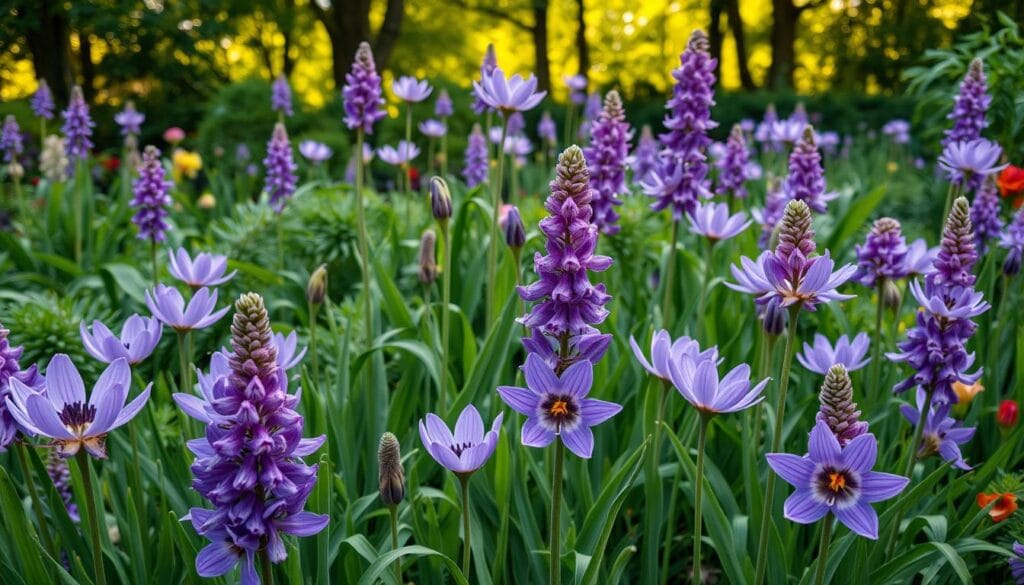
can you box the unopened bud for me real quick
[418,229,437,285]
[504,206,525,249]
[378,432,405,505]
[762,297,786,337]
[997,399,1019,429]
[1003,247,1021,277]
[429,176,452,221]
[307,264,328,305]
[881,279,902,313]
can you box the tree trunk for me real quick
[532,0,551,92]
[374,0,405,72]
[769,0,798,89]
[574,0,589,77]
[24,0,72,104]
[311,0,403,89]
[79,32,95,102]
[281,0,296,76]
[725,0,756,90]
[708,0,724,82]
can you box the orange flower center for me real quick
[827,472,846,492]
[550,400,569,416]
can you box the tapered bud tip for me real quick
[505,205,526,249]
[378,432,405,505]
[968,57,984,78]
[688,30,709,52]
[429,176,452,220]
[307,264,328,305]
[762,298,786,336]
[881,278,902,312]
[801,125,816,145]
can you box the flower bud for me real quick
[1003,247,1021,277]
[997,399,1019,429]
[762,297,786,337]
[378,432,405,506]
[881,278,902,313]
[429,176,452,221]
[504,205,526,250]
[307,264,328,305]
[418,229,437,285]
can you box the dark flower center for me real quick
[813,466,860,507]
[449,441,474,457]
[58,401,96,433]
[539,393,580,432]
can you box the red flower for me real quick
[997,164,1024,208]
[103,156,121,173]
[997,399,1019,429]
[976,492,1019,523]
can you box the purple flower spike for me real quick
[471,44,499,114]
[272,74,293,117]
[716,124,752,199]
[521,329,611,374]
[629,125,659,184]
[854,218,908,287]
[943,58,990,150]
[168,248,236,288]
[472,67,546,114]
[392,76,433,103]
[899,389,975,470]
[81,315,163,366]
[970,177,1003,255]
[343,42,386,135]
[298,140,333,164]
[668,353,769,415]
[584,90,633,235]
[115,101,145,137]
[46,449,79,521]
[32,79,55,120]
[1010,542,1024,584]
[629,330,718,381]
[5,355,151,458]
[0,326,43,451]
[784,126,837,214]
[419,405,503,475]
[131,146,172,243]
[435,89,453,119]
[938,139,1007,188]
[462,124,489,187]
[999,207,1024,276]
[264,122,298,213]
[62,86,94,163]
[1,115,23,164]
[538,112,557,145]
[797,333,870,375]
[931,195,979,289]
[687,201,751,243]
[564,74,588,105]
[146,285,229,332]
[817,365,868,447]
[766,420,909,539]
[497,353,621,459]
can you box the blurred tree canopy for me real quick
[1,0,1019,118]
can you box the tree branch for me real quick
[449,0,533,31]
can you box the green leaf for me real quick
[0,466,51,583]
[357,545,467,585]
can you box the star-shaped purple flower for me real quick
[419,405,502,475]
[145,285,229,332]
[668,353,768,414]
[796,333,870,375]
[899,389,975,470]
[81,315,163,366]
[472,67,546,114]
[168,248,236,288]
[392,76,433,103]
[629,330,717,381]
[687,201,751,243]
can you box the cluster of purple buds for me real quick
[263,123,298,213]
[176,293,327,582]
[62,86,95,163]
[271,74,293,117]
[131,146,173,242]
[31,79,55,120]
[882,119,911,144]
[0,325,43,451]
[853,217,908,306]
[115,101,145,138]
[999,207,1024,276]
[342,42,386,135]
[942,58,990,149]
[1,115,23,164]
[754,104,778,149]
[784,127,837,214]
[629,125,659,185]
[816,364,868,446]
[462,124,488,188]
[471,44,498,115]
[752,177,786,247]
[969,177,1003,254]
[715,124,751,199]
[584,90,633,234]
[435,89,453,119]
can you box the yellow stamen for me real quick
[550,400,569,416]
[827,472,846,492]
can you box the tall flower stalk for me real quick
[430,178,454,408]
[62,86,94,264]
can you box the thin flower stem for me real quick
[16,443,56,557]
[150,239,158,289]
[309,301,320,388]
[76,451,107,585]
[549,440,565,585]
[885,387,935,557]
[74,159,84,263]
[276,214,285,271]
[692,415,710,585]
[813,513,834,585]
[868,282,885,403]
[460,475,472,579]
[389,504,402,583]
[440,223,452,411]
[176,331,190,394]
[661,220,680,327]
[696,239,713,339]
[260,549,275,585]
[486,117,510,327]
[441,130,448,177]
[754,306,801,585]
[354,129,373,348]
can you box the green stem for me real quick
[260,550,275,585]
[885,387,934,556]
[309,301,320,389]
[549,440,565,585]
[74,159,84,264]
[868,283,884,404]
[661,221,680,328]
[813,513,834,585]
[176,331,190,394]
[485,117,510,326]
[354,129,373,348]
[16,443,56,557]
[441,131,448,177]
[696,240,713,339]
[76,451,107,585]
[389,504,401,583]
[692,415,710,585]
[276,214,285,271]
[150,239,158,288]
[440,223,452,411]
[460,475,472,580]
[754,306,801,585]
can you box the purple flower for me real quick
[471,44,499,114]
[115,101,145,137]
[177,293,327,581]
[5,355,151,458]
[497,353,621,459]
[903,238,938,277]
[472,67,546,114]
[899,389,975,470]
[931,195,979,289]
[504,135,533,164]
[435,89,453,118]
[797,333,870,375]
[942,58,990,150]
[766,420,909,539]
[419,405,502,475]
[999,207,1024,276]
[146,285,229,332]
[521,329,610,374]
[630,330,717,381]
[263,122,298,213]
[564,74,588,105]
[817,365,868,447]
[755,104,779,147]
[378,141,420,166]
[505,205,526,248]
[62,86,94,163]
[629,125,659,184]
[462,124,488,187]
[577,91,602,139]
[687,201,751,243]
[668,353,768,415]
[131,146,172,243]
[1,115,23,164]
[584,90,632,234]
[419,119,447,139]
[716,125,751,198]
[342,42,386,135]
[506,111,525,136]
[31,79,55,120]
[518,146,612,336]
[854,218,908,287]
[538,112,557,145]
[784,127,837,214]
[272,331,307,373]
[770,119,806,147]
[938,139,1007,188]
[970,177,1003,255]
[298,140,332,164]
[168,248,236,288]
[754,178,787,246]
[1010,542,1024,584]
[882,119,910,145]
[392,76,432,103]
[81,315,163,366]
[271,74,293,117]
[0,326,43,451]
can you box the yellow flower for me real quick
[886,161,898,174]
[197,192,216,209]
[172,149,203,181]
